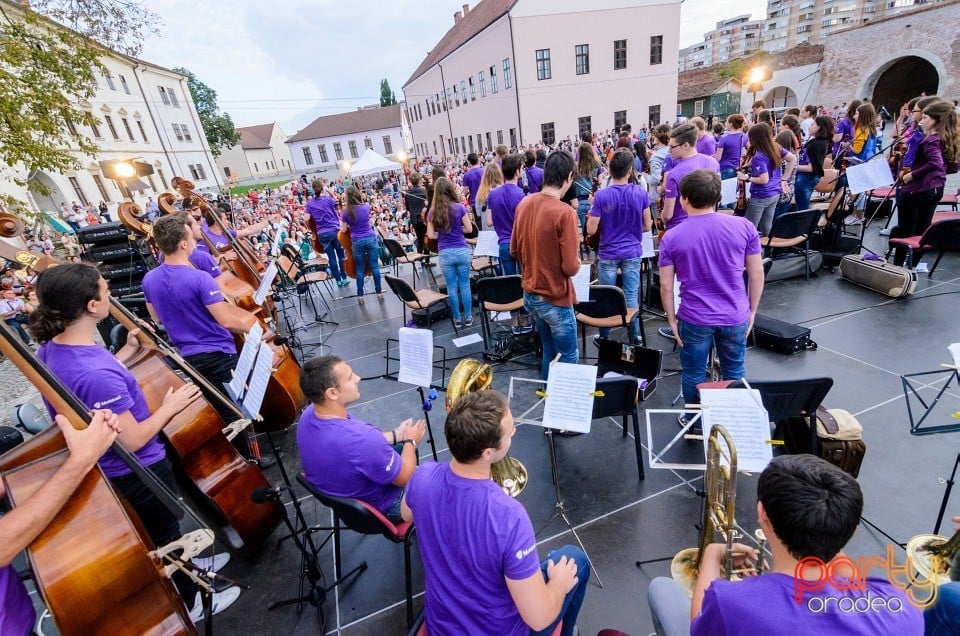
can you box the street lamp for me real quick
[748,66,765,109]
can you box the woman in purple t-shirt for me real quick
[739,124,796,237]
[427,177,474,327]
[340,186,383,303]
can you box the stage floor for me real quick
[22,220,960,635]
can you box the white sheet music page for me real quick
[542,362,597,433]
[572,264,592,304]
[699,388,772,473]
[846,159,894,195]
[473,231,500,258]
[229,322,263,398]
[398,327,434,387]
[254,261,277,306]
[241,341,274,420]
[948,343,960,370]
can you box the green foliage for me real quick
[28,0,160,57]
[379,79,396,107]
[174,67,239,158]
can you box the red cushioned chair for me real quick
[937,188,959,211]
[297,474,417,627]
[886,217,960,275]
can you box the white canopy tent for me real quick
[348,149,401,177]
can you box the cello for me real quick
[0,224,282,552]
[0,322,197,635]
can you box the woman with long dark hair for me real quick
[832,99,862,160]
[739,123,797,236]
[29,262,239,621]
[427,177,474,328]
[891,100,960,266]
[794,115,834,212]
[340,185,383,303]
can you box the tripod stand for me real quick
[536,427,604,588]
[265,487,366,628]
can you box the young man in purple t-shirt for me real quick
[658,170,763,412]
[648,455,924,636]
[402,390,589,636]
[461,152,485,212]
[486,153,526,276]
[296,355,425,522]
[661,123,720,230]
[523,149,544,194]
[586,148,652,345]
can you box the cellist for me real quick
[0,410,119,635]
[30,262,241,623]
[198,199,275,252]
[304,180,349,288]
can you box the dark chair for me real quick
[885,218,960,275]
[281,242,328,274]
[592,376,645,480]
[297,474,417,627]
[383,238,436,287]
[384,274,458,334]
[763,209,822,280]
[574,285,643,352]
[277,255,333,320]
[475,275,524,352]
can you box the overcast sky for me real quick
[139,0,768,133]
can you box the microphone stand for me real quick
[167,557,250,636]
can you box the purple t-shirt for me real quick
[525,166,544,194]
[589,184,650,260]
[658,213,760,326]
[462,166,485,205]
[487,184,525,245]
[142,264,235,356]
[833,117,854,157]
[305,195,341,235]
[748,147,789,199]
[406,462,540,636]
[696,134,717,158]
[663,154,721,228]
[0,565,35,636]
[38,341,165,477]
[902,125,922,169]
[691,573,923,636]
[295,410,402,514]
[344,204,374,240]
[717,132,747,171]
[189,248,221,279]
[428,203,469,250]
[201,221,237,251]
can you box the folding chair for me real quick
[592,376,645,481]
[281,242,328,274]
[574,285,643,352]
[383,237,436,287]
[886,218,960,274]
[763,209,822,280]
[384,274,458,334]
[296,475,417,627]
[277,255,333,321]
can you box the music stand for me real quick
[508,376,604,588]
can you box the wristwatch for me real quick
[400,439,417,449]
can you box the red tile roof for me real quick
[286,105,402,143]
[236,123,276,150]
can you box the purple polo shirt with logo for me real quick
[296,410,402,515]
[717,132,748,171]
[39,341,165,478]
[589,183,650,260]
[462,166,485,205]
[142,264,236,357]
[748,147,789,199]
[486,184,525,245]
[188,248,221,278]
[406,462,540,636]
[428,203,469,250]
[663,154,720,228]
[306,195,341,235]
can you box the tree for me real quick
[380,79,397,107]
[174,67,239,158]
[0,0,160,216]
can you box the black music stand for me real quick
[900,366,960,436]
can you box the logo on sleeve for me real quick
[515,544,537,560]
[386,453,396,472]
[92,395,122,409]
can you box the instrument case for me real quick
[751,314,817,355]
[782,406,866,478]
[838,254,916,298]
[594,338,662,400]
[765,251,824,282]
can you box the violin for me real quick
[0,231,282,552]
[584,176,603,251]
[735,175,748,215]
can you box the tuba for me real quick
[907,528,960,587]
[446,359,528,497]
[671,425,765,596]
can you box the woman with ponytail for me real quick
[739,123,797,236]
[340,185,383,303]
[427,177,474,328]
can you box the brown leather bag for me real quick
[782,406,866,478]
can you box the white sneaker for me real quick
[192,552,231,573]
[879,228,891,236]
[844,215,863,225]
[188,587,242,624]
[915,262,929,273]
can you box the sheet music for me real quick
[229,322,262,398]
[949,343,960,370]
[254,261,277,306]
[397,327,433,387]
[572,264,592,304]
[720,179,750,205]
[846,159,894,194]
[473,231,500,258]
[241,341,273,420]
[541,363,598,433]
[641,231,655,259]
[699,388,773,473]
[270,227,284,257]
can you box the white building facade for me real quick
[215,122,295,182]
[285,105,406,173]
[403,0,681,158]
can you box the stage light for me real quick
[748,67,764,86]
[397,151,408,162]
[342,161,352,171]
[113,162,136,179]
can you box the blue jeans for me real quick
[648,576,691,636]
[499,242,519,276]
[597,257,641,342]
[745,194,779,237]
[523,292,578,380]
[318,230,346,282]
[678,319,749,405]
[439,247,472,321]
[925,581,960,636]
[352,235,382,296]
[794,172,819,211]
[532,545,590,636]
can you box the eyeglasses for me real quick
[668,143,682,150]
[912,109,922,113]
